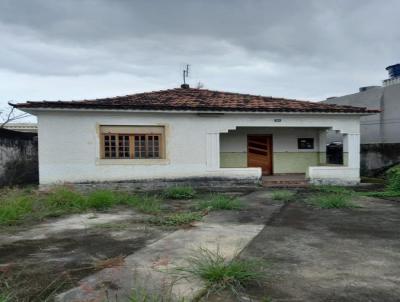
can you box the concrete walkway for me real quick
[57,190,282,302]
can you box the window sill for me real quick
[96,158,170,166]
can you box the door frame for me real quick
[247,134,273,175]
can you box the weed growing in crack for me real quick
[310,185,354,195]
[173,247,268,297]
[307,185,358,209]
[148,212,203,226]
[307,193,357,209]
[121,194,162,214]
[196,194,243,211]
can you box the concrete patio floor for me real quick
[208,193,400,302]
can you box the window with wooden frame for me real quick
[100,126,165,159]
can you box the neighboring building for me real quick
[0,128,38,186]
[4,123,38,133]
[13,86,377,188]
[324,64,400,175]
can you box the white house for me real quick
[13,86,378,188]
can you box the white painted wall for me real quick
[34,109,361,184]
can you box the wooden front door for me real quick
[247,135,273,175]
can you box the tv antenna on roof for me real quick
[182,64,190,87]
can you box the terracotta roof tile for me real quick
[12,87,380,114]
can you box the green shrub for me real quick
[271,190,296,202]
[386,165,400,192]
[361,165,400,198]
[197,194,243,211]
[308,193,356,209]
[174,248,268,295]
[163,186,196,199]
[148,212,203,226]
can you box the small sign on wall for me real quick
[298,138,314,149]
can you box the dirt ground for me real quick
[209,190,400,302]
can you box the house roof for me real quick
[12,87,380,114]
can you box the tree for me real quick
[0,105,31,128]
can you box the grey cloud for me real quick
[0,0,399,109]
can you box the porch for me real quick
[262,173,308,187]
[205,126,361,185]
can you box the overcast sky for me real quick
[1,0,399,120]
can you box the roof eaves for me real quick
[12,104,380,115]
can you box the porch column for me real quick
[318,129,327,165]
[343,133,360,169]
[206,132,220,170]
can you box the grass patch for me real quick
[307,193,357,209]
[163,186,196,200]
[0,188,35,225]
[148,212,203,226]
[310,185,355,195]
[0,187,163,225]
[46,186,87,209]
[196,194,243,211]
[174,248,268,296]
[85,190,119,210]
[271,190,296,202]
[123,194,162,214]
[308,185,358,208]
[0,293,10,302]
[362,191,400,198]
